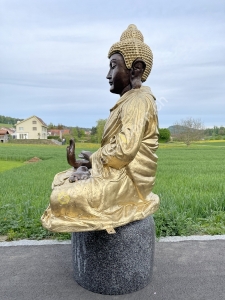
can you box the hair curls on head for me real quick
[108,24,153,82]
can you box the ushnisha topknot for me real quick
[108,24,153,82]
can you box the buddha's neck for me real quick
[120,84,132,97]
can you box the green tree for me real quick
[218,126,225,136]
[90,126,97,143]
[213,126,219,135]
[96,119,107,143]
[159,128,171,142]
[79,129,85,138]
[71,127,79,142]
[63,134,73,144]
[91,126,97,135]
[0,115,23,126]
[204,128,213,136]
[48,122,55,129]
[57,124,64,129]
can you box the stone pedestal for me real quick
[72,216,155,295]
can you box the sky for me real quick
[1,0,225,129]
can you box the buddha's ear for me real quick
[131,59,146,77]
[130,59,146,88]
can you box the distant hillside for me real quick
[0,115,23,127]
[0,123,14,129]
[64,126,91,131]
[168,125,187,134]
[168,125,201,134]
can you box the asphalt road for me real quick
[1,239,225,300]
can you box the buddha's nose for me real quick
[106,70,111,79]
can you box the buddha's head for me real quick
[107,24,153,96]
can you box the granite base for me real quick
[72,216,155,295]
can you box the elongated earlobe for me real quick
[130,67,135,79]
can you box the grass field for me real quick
[0,161,24,173]
[0,141,224,240]
[0,123,14,128]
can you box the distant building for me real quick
[15,116,48,139]
[48,129,70,138]
[0,127,15,135]
[0,130,9,143]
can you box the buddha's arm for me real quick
[100,97,149,169]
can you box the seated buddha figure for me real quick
[41,24,160,233]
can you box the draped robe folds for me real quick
[41,86,160,232]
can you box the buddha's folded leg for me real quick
[41,169,159,232]
[50,176,104,219]
[42,171,133,229]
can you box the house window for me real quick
[33,127,37,131]
[32,120,37,124]
[19,127,24,131]
[19,134,24,139]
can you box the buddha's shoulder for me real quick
[123,86,156,107]
[139,86,156,100]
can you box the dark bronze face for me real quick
[106,53,131,96]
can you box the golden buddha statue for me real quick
[41,24,160,233]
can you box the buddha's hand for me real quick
[78,150,92,168]
[67,139,91,168]
[69,166,91,183]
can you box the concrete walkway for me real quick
[1,237,225,300]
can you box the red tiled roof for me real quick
[0,130,9,135]
[48,129,70,135]
[1,127,15,134]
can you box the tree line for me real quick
[0,115,23,126]
[1,115,224,145]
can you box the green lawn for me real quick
[0,123,13,128]
[0,141,224,240]
[0,161,24,172]
[154,142,225,236]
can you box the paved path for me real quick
[1,238,225,300]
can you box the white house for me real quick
[16,116,48,139]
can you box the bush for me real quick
[63,134,79,144]
[90,135,98,143]
[159,128,171,142]
[47,135,60,140]
[215,135,221,140]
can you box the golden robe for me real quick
[41,86,159,232]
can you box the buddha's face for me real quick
[106,53,130,96]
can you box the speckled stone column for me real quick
[72,216,155,295]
